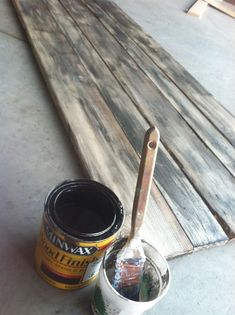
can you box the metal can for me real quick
[91,238,171,315]
[35,179,124,290]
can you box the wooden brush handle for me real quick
[129,126,160,239]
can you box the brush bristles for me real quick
[113,256,145,289]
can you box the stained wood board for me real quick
[44,0,228,248]
[90,0,235,147]
[85,0,235,179]
[12,0,193,258]
[59,0,235,235]
[12,0,235,258]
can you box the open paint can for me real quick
[35,179,124,290]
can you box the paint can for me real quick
[35,179,124,290]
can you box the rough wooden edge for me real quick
[187,0,208,17]
[206,0,235,18]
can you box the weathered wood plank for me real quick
[84,0,235,179]
[90,0,235,147]
[44,0,228,247]
[60,0,235,236]
[13,0,193,257]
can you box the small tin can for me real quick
[35,179,124,290]
[91,238,171,315]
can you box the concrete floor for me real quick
[0,0,235,314]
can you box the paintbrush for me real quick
[112,126,160,300]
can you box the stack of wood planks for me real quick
[12,0,235,258]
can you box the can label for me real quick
[35,213,115,290]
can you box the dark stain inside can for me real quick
[47,180,124,241]
[54,188,116,235]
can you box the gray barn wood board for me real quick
[44,0,227,247]
[85,0,235,178]
[59,0,235,235]
[12,0,193,258]
[12,0,235,258]
[91,0,235,147]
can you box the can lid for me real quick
[45,180,124,241]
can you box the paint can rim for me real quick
[45,179,124,242]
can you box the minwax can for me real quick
[35,179,124,290]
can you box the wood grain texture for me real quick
[59,0,235,236]
[91,0,235,147]
[85,0,235,179]
[45,0,228,247]
[12,0,194,258]
[12,0,235,258]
